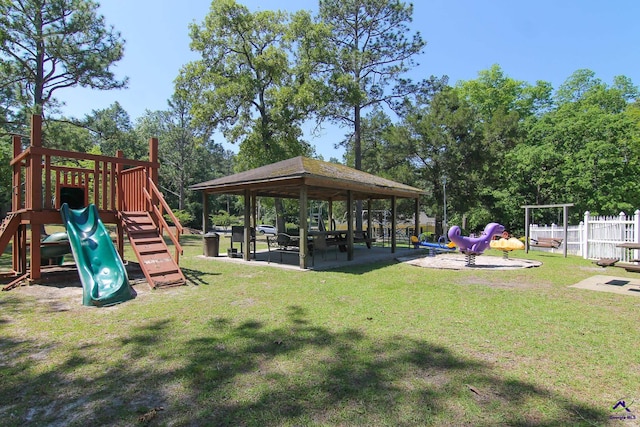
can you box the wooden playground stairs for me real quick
[0,212,21,256]
[120,211,185,289]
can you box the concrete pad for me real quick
[397,253,541,270]
[570,275,640,296]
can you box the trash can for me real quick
[203,232,219,257]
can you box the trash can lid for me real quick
[204,232,219,237]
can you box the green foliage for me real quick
[0,0,127,116]
[317,0,429,169]
[509,70,640,221]
[165,209,194,227]
[83,103,144,159]
[210,210,241,231]
[182,0,318,171]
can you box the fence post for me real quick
[634,210,640,260]
[578,221,584,257]
[582,211,590,259]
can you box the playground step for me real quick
[121,211,186,289]
[137,245,167,255]
[0,212,21,257]
[131,236,164,246]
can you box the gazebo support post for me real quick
[391,196,397,253]
[367,198,372,240]
[414,197,420,238]
[243,189,251,261]
[347,191,354,261]
[251,191,258,256]
[328,199,334,230]
[299,186,308,269]
[202,192,209,234]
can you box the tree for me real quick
[136,79,224,211]
[83,102,144,159]
[0,0,126,117]
[317,0,428,172]
[456,65,552,229]
[182,0,318,170]
[183,0,323,231]
[509,70,640,222]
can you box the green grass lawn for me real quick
[1,235,639,426]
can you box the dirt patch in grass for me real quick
[3,262,152,310]
[399,253,542,270]
[454,276,553,290]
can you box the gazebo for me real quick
[189,156,426,269]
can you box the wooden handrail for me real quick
[142,187,183,262]
[10,145,160,169]
[145,170,183,235]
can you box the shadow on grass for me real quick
[181,267,219,286]
[0,304,608,426]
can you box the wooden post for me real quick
[149,138,159,210]
[347,191,354,261]
[116,150,124,211]
[115,150,125,259]
[391,196,397,253]
[299,186,308,269]
[563,204,569,258]
[524,207,530,253]
[328,199,334,230]
[367,198,372,240]
[414,197,420,239]
[29,115,43,279]
[251,191,257,256]
[243,189,251,261]
[202,192,209,233]
[11,137,21,273]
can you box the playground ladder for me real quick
[121,211,186,289]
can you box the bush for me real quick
[165,209,194,226]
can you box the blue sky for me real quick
[56,0,640,159]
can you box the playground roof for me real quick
[189,156,425,201]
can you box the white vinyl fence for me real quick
[528,210,640,261]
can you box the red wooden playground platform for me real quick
[0,115,185,290]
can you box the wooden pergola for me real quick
[189,156,426,269]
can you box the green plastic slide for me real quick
[60,203,134,307]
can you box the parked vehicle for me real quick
[256,225,277,235]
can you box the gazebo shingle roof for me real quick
[189,156,425,200]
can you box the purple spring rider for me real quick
[448,222,505,266]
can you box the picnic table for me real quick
[615,242,640,272]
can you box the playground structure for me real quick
[448,222,505,266]
[411,234,456,255]
[490,234,525,259]
[0,115,185,292]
